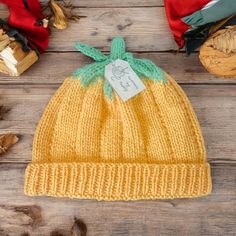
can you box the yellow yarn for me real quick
[24,72,212,200]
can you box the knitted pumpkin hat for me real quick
[24,36,212,200]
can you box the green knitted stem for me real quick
[73,36,166,99]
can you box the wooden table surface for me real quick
[0,1,236,235]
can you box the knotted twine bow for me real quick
[73,36,166,98]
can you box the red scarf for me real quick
[164,0,212,48]
[0,0,49,53]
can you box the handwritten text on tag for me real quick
[105,59,146,101]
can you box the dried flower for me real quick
[45,0,85,30]
[0,133,19,155]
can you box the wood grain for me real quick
[0,52,235,84]
[1,1,164,10]
[0,85,235,164]
[0,7,176,52]
[48,7,176,52]
[0,1,164,10]
[40,0,164,7]
[0,0,235,235]
[0,163,235,236]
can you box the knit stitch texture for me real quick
[24,36,212,200]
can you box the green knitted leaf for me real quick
[72,36,166,99]
[75,43,107,62]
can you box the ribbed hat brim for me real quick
[24,162,212,200]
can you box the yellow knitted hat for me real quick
[24,36,212,200]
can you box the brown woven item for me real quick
[199,26,236,78]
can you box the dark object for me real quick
[0,105,10,120]
[71,218,87,236]
[184,23,213,55]
[0,18,31,52]
[50,231,66,236]
[184,14,236,55]
[23,0,29,10]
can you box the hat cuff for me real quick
[24,162,212,200]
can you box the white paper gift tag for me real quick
[105,59,146,101]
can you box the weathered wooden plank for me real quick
[40,0,164,7]
[49,7,176,51]
[0,52,235,84]
[0,85,235,163]
[0,0,164,8]
[0,163,235,236]
[0,7,176,51]
[0,2,234,236]
[65,0,163,7]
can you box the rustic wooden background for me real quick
[0,1,236,235]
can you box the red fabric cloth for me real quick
[164,0,212,48]
[0,0,49,53]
